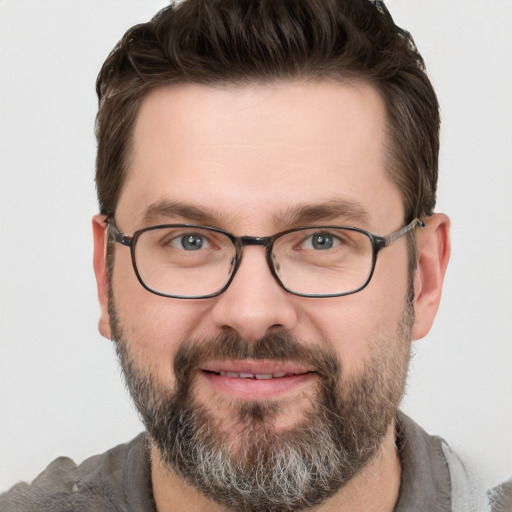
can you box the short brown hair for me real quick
[96,0,440,221]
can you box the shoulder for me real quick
[0,434,151,512]
[395,413,489,512]
[489,478,512,512]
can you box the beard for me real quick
[110,300,413,512]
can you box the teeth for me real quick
[218,371,292,379]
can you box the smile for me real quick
[206,370,309,380]
[198,361,317,400]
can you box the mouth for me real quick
[205,370,306,380]
[198,360,317,400]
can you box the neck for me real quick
[150,423,402,512]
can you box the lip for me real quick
[201,359,314,375]
[199,359,317,400]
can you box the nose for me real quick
[210,246,299,341]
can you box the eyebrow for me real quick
[273,200,370,227]
[140,200,228,227]
[139,198,370,229]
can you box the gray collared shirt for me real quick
[489,478,512,512]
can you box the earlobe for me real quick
[92,214,112,340]
[411,213,451,341]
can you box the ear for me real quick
[411,213,451,341]
[92,214,112,340]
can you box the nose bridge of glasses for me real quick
[228,236,282,292]
[232,235,277,281]
[237,235,276,267]
[238,235,273,248]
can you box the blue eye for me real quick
[304,232,341,250]
[171,233,210,251]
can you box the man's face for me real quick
[97,81,416,510]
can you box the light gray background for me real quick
[0,0,511,493]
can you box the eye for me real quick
[170,233,211,251]
[303,231,341,250]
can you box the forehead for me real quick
[116,80,403,231]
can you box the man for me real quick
[0,0,489,510]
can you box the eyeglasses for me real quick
[107,217,424,299]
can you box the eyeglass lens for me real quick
[133,226,374,298]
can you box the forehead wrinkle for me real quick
[273,200,370,228]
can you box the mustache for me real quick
[173,331,341,394]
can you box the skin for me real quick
[93,80,450,511]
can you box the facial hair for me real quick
[110,296,413,512]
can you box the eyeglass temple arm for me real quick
[379,217,426,248]
[107,221,133,247]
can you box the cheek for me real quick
[110,251,214,384]
[302,253,410,376]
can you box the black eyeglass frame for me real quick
[107,217,425,299]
